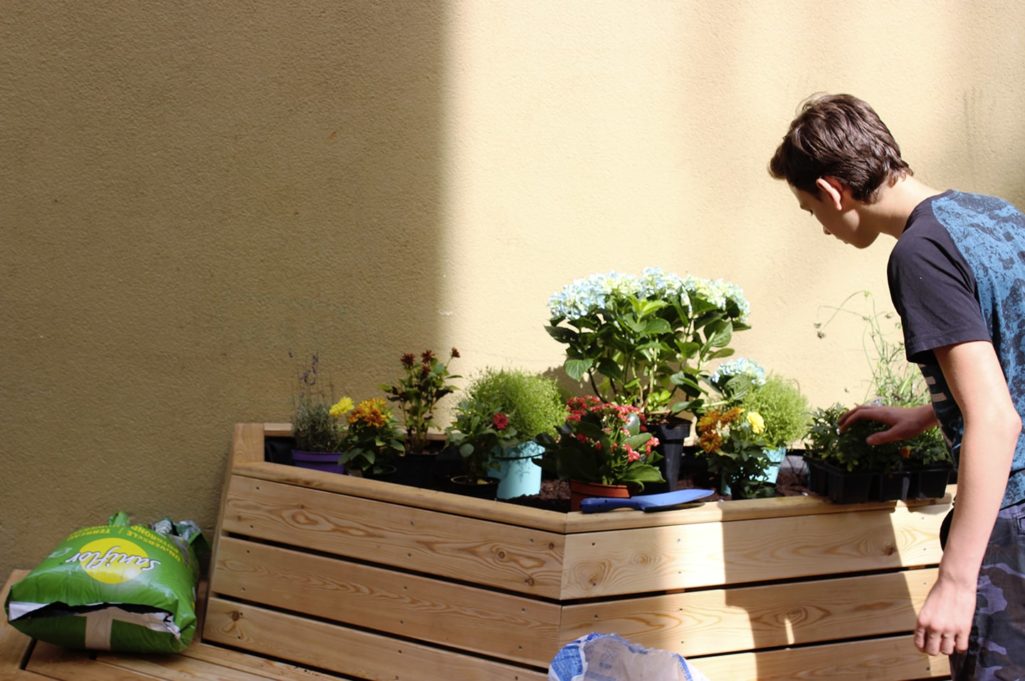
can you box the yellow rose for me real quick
[746,410,765,434]
[329,396,354,419]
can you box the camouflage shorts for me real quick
[942,500,1025,680]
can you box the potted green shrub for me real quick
[739,373,810,485]
[446,368,567,500]
[540,396,664,510]
[290,353,347,473]
[545,268,750,489]
[338,398,405,479]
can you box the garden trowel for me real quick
[579,488,715,513]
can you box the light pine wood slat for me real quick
[177,643,345,680]
[212,536,560,666]
[26,644,154,681]
[561,568,938,657]
[19,629,346,681]
[692,634,951,680]
[561,503,946,598]
[220,475,566,598]
[203,598,548,681]
[230,460,573,533]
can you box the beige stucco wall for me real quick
[3,0,1025,579]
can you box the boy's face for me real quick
[789,184,878,249]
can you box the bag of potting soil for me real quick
[4,511,208,653]
[548,633,710,681]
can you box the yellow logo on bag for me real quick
[68,538,161,584]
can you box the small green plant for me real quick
[740,374,810,449]
[447,369,567,481]
[382,348,460,455]
[339,398,405,475]
[806,403,903,472]
[291,353,346,452]
[814,292,952,468]
[815,291,926,407]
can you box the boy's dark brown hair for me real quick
[769,94,912,202]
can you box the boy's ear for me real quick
[815,177,847,210]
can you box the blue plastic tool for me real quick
[579,488,715,513]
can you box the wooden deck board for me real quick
[561,501,946,597]
[212,536,561,666]
[220,475,567,598]
[202,598,548,681]
[693,634,950,680]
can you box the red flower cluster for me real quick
[565,396,659,463]
[492,412,510,431]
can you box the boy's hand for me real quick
[837,403,937,444]
[914,573,974,655]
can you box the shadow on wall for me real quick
[0,3,447,583]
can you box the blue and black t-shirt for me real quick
[888,190,1025,508]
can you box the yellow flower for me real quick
[746,410,765,434]
[349,398,390,428]
[329,396,354,419]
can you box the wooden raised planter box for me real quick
[204,423,953,680]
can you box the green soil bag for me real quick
[4,511,208,653]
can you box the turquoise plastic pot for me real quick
[757,446,788,484]
[488,441,544,500]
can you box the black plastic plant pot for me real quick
[803,457,830,497]
[649,418,692,493]
[826,465,874,504]
[873,471,910,501]
[909,465,952,499]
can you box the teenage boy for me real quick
[769,93,1025,680]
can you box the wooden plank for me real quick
[562,489,953,532]
[220,475,566,598]
[231,460,573,534]
[0,668,56,681]
[561,503,945,598]
[0,572,33,676]
[22,636,345,681]
[179,643,346,680]
[97,649,316,681]
[232,423,268,466]
[26,644,152,681]
[262,423,292,438]
[212,537,560,666]
[561,568,938,657]
[203,598,548,681]
[692,634,950,680]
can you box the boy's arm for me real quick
[915,340,1022,656]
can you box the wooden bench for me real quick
[2,422,954,680]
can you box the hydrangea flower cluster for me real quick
[709,358,766,389]
[546,267,752,417]
[547,267,750,325]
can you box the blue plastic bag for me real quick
[549,633,709,681]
